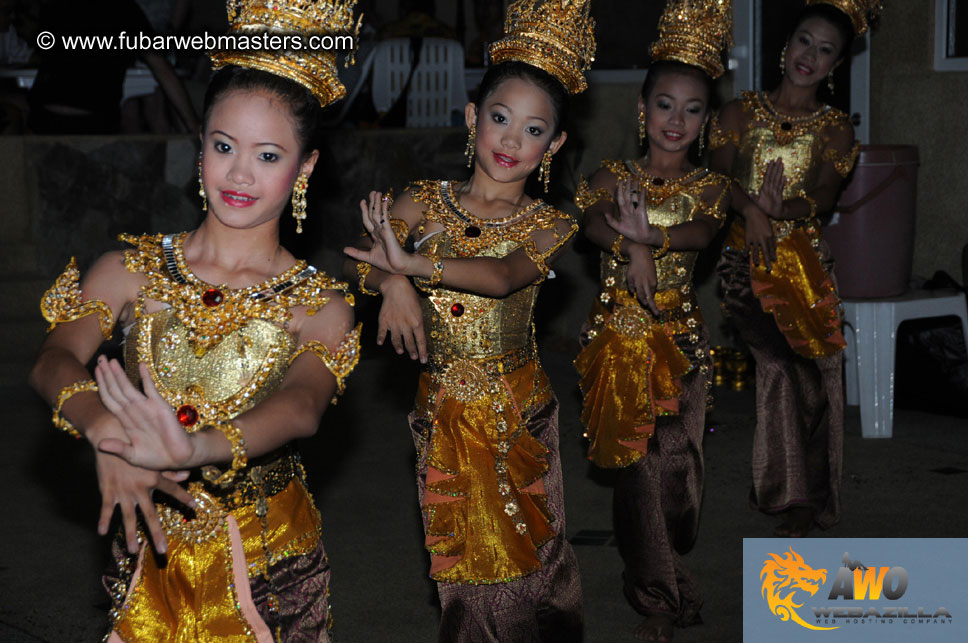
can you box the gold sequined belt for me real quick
[206,451,303,511]
[427,344,538,404]
[427,343,537,377]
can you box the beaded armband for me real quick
[574,176,612,211]
[289,323,362,399]
[522,219,578,278]
[652,225,671,259]
[708,114,740,150]
[201,421,247,487]
[356,261,379,296]
[41,258,114,339]
[798,191,818,219]
[611,234,628,263]
[52,379,98,439]
[823,141,860,177]
[700,180,731,221]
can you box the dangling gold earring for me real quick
[197,152,207,212]
[465,122,477,168]
[637,110,646,146]
[538,150,553,193]
[698,120,707,157]
[780,45,788,74]
[291,173,308,234]
[827,70,835,94]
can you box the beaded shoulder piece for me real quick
[121,232,353,356]
[41,257,114,339]
[408,180,575,260]
[290,323,362,400]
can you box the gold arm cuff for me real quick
[611,234,628,263]
[41,258,114,339]
[52,379,98,439]
[798,191,818,219]
[202,421,248,487]
[289,323,362,399]
[356,261,379,296]
[652,225,671,259]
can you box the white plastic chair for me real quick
[370,37,468,127]
[842,290,968,438]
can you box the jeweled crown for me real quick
[209,0,362,107]
[488,0,596,95]
[806,0,883,36]
[650,0,733,80]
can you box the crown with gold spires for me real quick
[488,0,596,95]
[209,0,363,108]
[806,0,883,36]
[650,0,733,80]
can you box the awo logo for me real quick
[760,547,835,631]
[759,548,954,632]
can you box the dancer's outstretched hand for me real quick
[344,191,416,275]
[607,179,659,246]
[95,358,196,472]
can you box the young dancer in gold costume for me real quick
[344,2,594,639]
[710,0,881,538]
[29,1,363,639]
[573,1,732,640]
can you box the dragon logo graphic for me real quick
[760,547,838,631]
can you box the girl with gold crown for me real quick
[710,0,880,539]
[343,1,593,639]
[572,1,732,639]
[29,1,363,640]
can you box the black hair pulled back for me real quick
[202,65,322,156]
[474,60,570,136]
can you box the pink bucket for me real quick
[822,145,919,299]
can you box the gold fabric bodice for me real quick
[581,160,729,293]
[121,232,356,430]
[409,180,576,363]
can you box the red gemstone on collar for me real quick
[464,225,481,238]
[652,178,665,186]
[451,303,464,317]
[201,288,224,307]
[176,404,198,427]
[781,122,793,131]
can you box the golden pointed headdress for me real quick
[488,0,596,95]
[209,0,362,108]
[806,0,883,36]
[650,0,733,80]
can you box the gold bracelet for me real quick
[356,261,379,296]
[611,234,628,263]
[202,421,248,487]
[429,258,445,287]
[799,191,818,219]
[652,225,671,259]
[52,379,98,439]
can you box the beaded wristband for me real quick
[611,234,628,263]
[202,421,248,487]
[52,379,98,439]
[652,225,671,259]
[799,192,818,219]
[356,261,379,296]
[429,258,445,287]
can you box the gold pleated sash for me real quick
[728,222,846,358]
[415,356,555,584]
[576,294,692,468]
[110,477,321,642]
